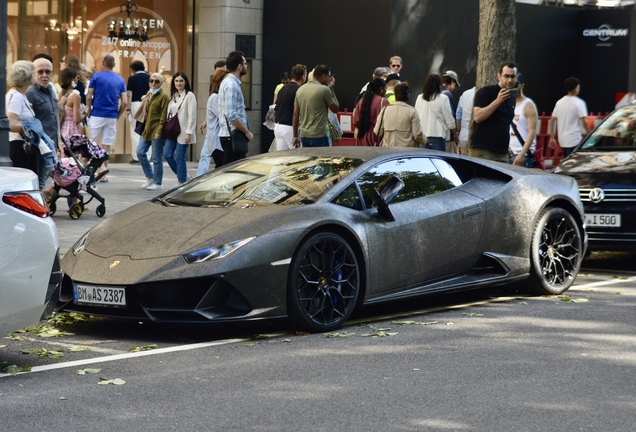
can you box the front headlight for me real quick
[183,236,256,264]
[72,231,90,256]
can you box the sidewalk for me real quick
[52,161,200,254]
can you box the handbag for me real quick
[225,116,249,154]
[511,122,544,169]
[134,120,145,135]
[164,96,185,140]
[263,104,276,131]
[328,118,342,142]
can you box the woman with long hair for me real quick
[138,73,170,190]
[61,54,87,104]
[58,68,86,140]
[197,69,229,175]
[164,72,197,185]
[374,83,428,148]
[353,78,389,146]
[414,74,457,152]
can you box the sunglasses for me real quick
[37,70,52,75]
[391,64,401,68]
[502,74,517,80]
[149,79,160,83]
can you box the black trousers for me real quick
[10,140,39,175]
[211,149,225,169]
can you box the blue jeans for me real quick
[301,136,330,147]
[427,136,446,151]
[197,134,212,177]
[138,135,165,185]
[509,153,534,169]
[164,138,188,183]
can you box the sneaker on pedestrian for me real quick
[147,183,163,191]
[141,178,154,189]
[129,159,140,165]
[186,174,193,182]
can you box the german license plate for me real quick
[585,214,621,228]
[73,284,126,307]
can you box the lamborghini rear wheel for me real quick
[522,207,582,295]
[287,232,360,333]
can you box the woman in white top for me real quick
[414,74,457,152]
[196,69,228,176]
[5,60,37,173]
[164,72,197,184]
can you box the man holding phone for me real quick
[469,61,518,162]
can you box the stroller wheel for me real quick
[49,201,57,216]
[69,203,83,220]
[96,204,106,218]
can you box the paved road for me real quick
[2,164,635,430]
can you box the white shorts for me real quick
[274,123,294,150]
[90,116,117,146]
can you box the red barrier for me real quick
[538,112,609,168]
[331,110,610,165]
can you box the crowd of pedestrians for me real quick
[5,51,593,194]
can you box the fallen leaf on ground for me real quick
[129,344,157,352]
[462,313,484,317]
[69,346,94,352]
[77,368,102,375]
[324,332,356,338]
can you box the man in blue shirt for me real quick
[86,55,127,180]
[218,50,252,165]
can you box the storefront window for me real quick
[7,0,189,83]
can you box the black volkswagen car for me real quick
[555,103,636,252]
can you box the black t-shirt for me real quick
[127,72,150,102]
[470,84,515,153]
[274,82,300,126]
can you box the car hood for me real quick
[84,200,294,259]
[556,151,636,175]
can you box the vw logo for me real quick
[589,188,605,203]
[109,260,121,269]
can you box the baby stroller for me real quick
[49,134,109,220]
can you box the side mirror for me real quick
[374,176,404,221]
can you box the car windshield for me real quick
[160,155,364,207]
[579,106,636,151]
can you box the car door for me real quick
[357,157,485,294]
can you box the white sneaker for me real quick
[141,178,154,188]
[147,183,163,191]
[186,174,193,182]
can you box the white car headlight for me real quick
[72,231,90,256]
[183,236,256,264]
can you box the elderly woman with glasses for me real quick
[137,73,170,191]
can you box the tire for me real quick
[96,204,106,217]
[69,203,83,220]
[287,232,360,333]
[522,207,583,295]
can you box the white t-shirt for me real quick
[552,95,588,148]
[456,87,475,141]
[5,89,35,142]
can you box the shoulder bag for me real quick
[133,92,151,135]
[164,94,186,140]
[511,122,544,170]
[225,115,249,154]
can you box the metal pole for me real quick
[0,0,10,166]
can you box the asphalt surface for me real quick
[2,162,636,431]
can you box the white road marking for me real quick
[0,338,246,378]
[570,276,636,290]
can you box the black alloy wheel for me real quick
[522,207,583,295]
[287,232,360,333]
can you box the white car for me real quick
[0,167,61,336]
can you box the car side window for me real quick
[332,184,364,210]
[356,157,457,207]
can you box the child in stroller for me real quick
[49,134,109,220]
